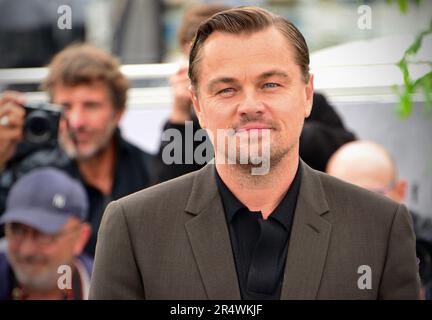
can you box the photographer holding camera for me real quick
[0,92,27,170]
[0,44,154,257]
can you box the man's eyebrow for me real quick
[206,71,290,91]
[257,70,290,81]
[207,77,238,92]
[83,100,101,106]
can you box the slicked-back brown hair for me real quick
[42,43,128,111]
[188,6,310,88]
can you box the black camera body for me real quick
[23,103,62,146]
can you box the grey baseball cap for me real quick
[0,167,88,234]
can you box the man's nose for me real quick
[66,106,86,129]
[237,89,265,116]
[16,235,40,256]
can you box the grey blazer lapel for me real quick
[183,161,331,300]
[281,161,332,299]
[184,164,241,299]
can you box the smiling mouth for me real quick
[71,133,95,145]
[69,129,93,141]
[238,120,272,128]
[236,126,273,134]
[75,138,91,144]
[15,258,47,267]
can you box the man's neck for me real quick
[216,148,300,219]
[78,139,116,195]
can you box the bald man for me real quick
[327,140,432,299]
[326,141,406,203]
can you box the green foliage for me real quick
[386,0,422,14]
[388,0,432,118]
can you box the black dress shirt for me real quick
[215,163,302,299]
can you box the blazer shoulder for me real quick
[112,169,200,219]
[314,170,403,222]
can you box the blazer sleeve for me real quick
[89,201,145,299]
[378,203,421,299]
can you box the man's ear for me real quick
[304,73,314,118]
[394,180,407,203]
[189,86,206,129]
[113,106,125,125]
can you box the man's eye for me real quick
[263,83,280,89]
[217,88,236,96]
[10,224,24,234]
[61,104,71,111]
[85,103,100,110]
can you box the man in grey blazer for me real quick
[89,7,420,299]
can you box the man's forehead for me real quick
[52,81,109,96]
[197,28,298,82]
[52,83,112,106]
[203,27,293,56]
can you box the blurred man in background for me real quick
[0,168,92,300]
[0,44,153,256]
[327,140,432,298]
[299,93,356,172]
[327,140,406,201]
[153,4,229,182]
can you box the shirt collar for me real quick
[215,171,245,223]
[215,161,302,230]
[270,163,302,230]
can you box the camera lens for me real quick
[29,116,49,136]
[25,110,52,144]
